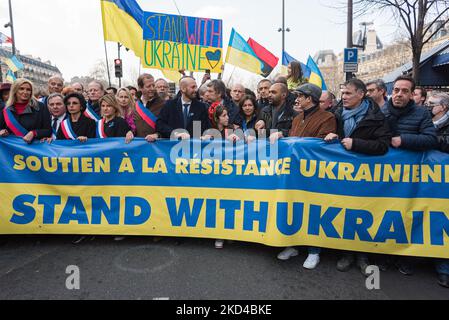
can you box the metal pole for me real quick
[104,41,112,87]
[0,62,3,83]
[346,0,354,81]
[117,43,122,88]
[8,0,17,77]
[282,0,285,55]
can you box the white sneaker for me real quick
[215,239,224,249]
[277,247,299,260]
[303,253,320,270]
[114,236,126,241]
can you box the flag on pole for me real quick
[0,32,12,45]
[6,70,17,83]
[101,0,145,59]
[281,51,310,78]
[247,38,279,77]
[306,55,327,91]
[4,56,24,73]
[225,29,262,75]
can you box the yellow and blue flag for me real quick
[100,0,145,58]
[6,70,16,83]
[4,56,24,73]
[306,55,327,91]
[225,29,262,75]
[281,51,310,78]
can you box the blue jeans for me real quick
[308,247,321,255]
[436,260,449,275]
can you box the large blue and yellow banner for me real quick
[0,137,448,259]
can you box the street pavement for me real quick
[0,235,447,300]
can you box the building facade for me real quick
[0,47,62,90]
[317,22,449,96]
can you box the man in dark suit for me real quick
[157,77,211,139]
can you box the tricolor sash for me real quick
[84,103,101,122]
[96,118,108,139]
[136,101,157,130]
[60,119,78,140]
[2,108,28,137]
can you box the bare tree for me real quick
[353,0,449,83]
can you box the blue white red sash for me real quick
[96,118,107,139]
[135,101,157,130]
[60,119,78,140]
[2,108,28,137]
[84,102,101,122]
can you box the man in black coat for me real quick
[255,83,297,140]
[382,76,438,152]
[325,78,392,156]
[157,77,211,139]
[325,78,392,276]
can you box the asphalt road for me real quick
[0,235,447,300]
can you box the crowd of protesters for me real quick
[0,61,448,289]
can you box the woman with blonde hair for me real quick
[97,94,134,143]
[0,78,51,143]
[116,87,136,134]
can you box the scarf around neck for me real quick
[342,99,370,138]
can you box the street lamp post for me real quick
[346,0,354,81]
[278,0,290,57]
[4,0,17,78]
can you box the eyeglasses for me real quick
[425,101,440,107]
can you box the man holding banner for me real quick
[157,76,211,140]
[325,78,392,275]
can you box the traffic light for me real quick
[114,59,123,78]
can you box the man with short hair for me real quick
[134,73,166,142]
[71,82,84,95]
[46,93,67,141]
[155,78,171,101]
[106,87,118,95]
[381,77,438,276]
[40,76,64,106]
[257,79,272,111]
[157,76,211,140]
[319,91,336,112]
[230,84,245,105]
[413,87,427,106]
[274,75,297,109]
[383,76,438,152]
[206,79,240,126]
[86,80,106,117]
[366,79,388,108]
[325,78,392,276]
[255,83,297,139]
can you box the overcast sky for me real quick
[0,0,400,86]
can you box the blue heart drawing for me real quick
[206,50,222,69]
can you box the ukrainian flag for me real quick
[101,0,145,59]
[307,55,327,91]
[4,56,24,73]
[6,70,16,83]
[225,29,262,75]
[281,51,310,78]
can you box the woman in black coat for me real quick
[0,78,51,143]
[97,94,133,144]
[57,93,96,142]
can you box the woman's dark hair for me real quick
[289,61,303,83]
[245,88,256,99]
[239,95,258,118]
[64,92,87,112]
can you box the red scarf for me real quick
[14,102,28,115]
